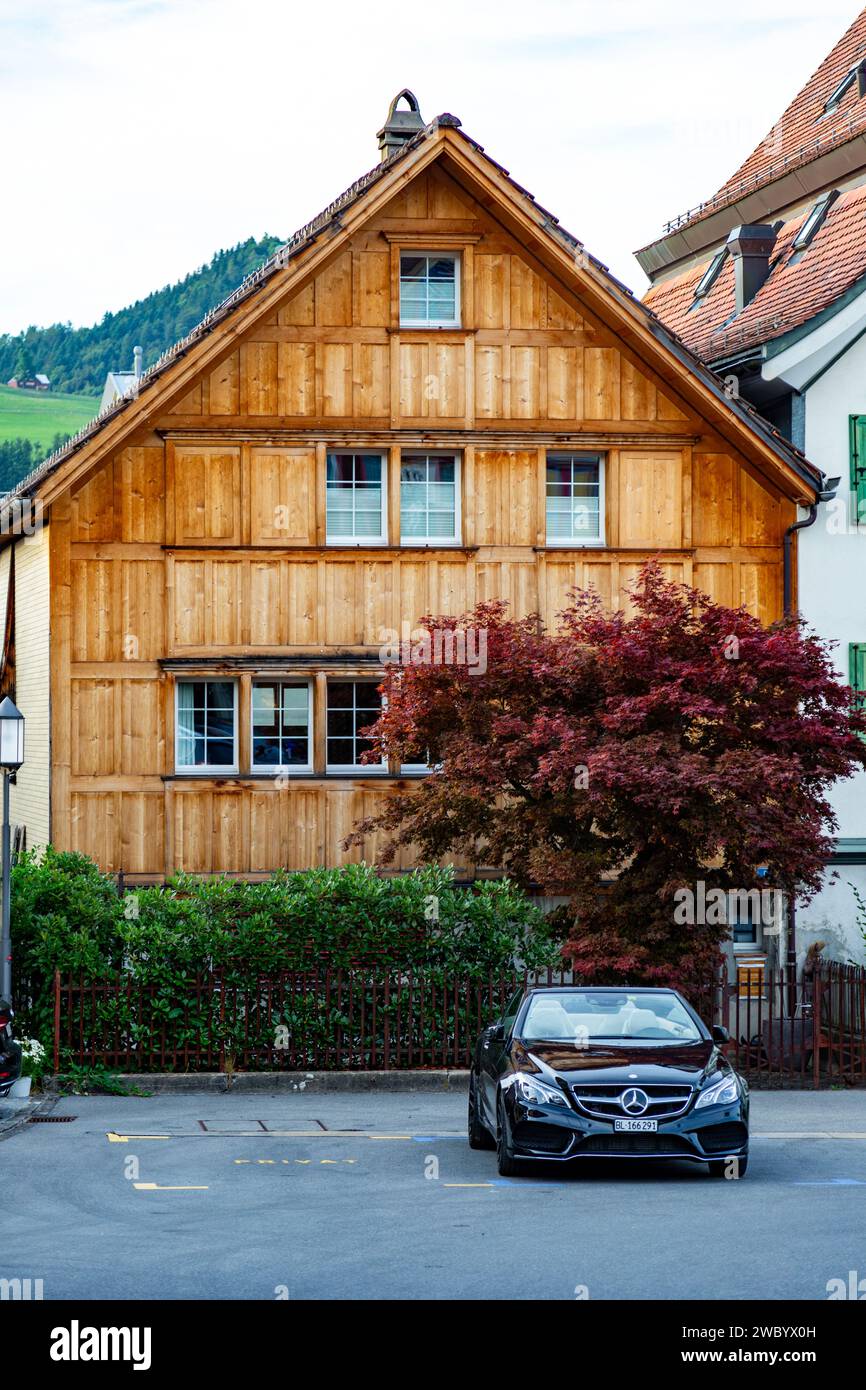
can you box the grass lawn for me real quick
[0,384,99,450]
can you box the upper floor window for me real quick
[326,452,386,544]
[176,680,237,773]
[252,681,312,770]
[399,253,460,328]
[546,453,604,546]
[400,453,460,544]
[326,681,385,772]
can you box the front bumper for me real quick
[504,1088,748,1164]
[0,1043,22,1095]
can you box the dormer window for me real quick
[399,253,460,327]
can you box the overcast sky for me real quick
[0,0,860,336]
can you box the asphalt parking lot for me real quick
[3,1089,866,1300]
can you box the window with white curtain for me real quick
[546,453,604,545]
[400,453,459,543]
[326,453,386,544]
[175,680,237,772]
[399,253,460,327]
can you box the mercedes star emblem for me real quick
[620,1087,650,1115]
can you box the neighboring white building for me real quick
[639,6,866,965]
[99,345,143,414]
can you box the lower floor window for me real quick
[176,680,237,771]
[326,681,384,770]
[252,682,311,769]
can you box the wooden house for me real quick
[0,92,825,882]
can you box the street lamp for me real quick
[0,696,24,1002]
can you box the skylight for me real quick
[823,60,866,114]
[690,248,727,305]
[791,190,839,253]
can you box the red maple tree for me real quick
[351,564,866,985]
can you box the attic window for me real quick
[790,190,839,254]
[822,60,866,114]
[399,253,460,327]
[689,248,727,307]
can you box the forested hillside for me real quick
[0,236,282,395]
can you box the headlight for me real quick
[514,1075,568,1107]
[696,1074,740,1109]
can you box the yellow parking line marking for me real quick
[133,1183,209,1191]
[107,1133,170,1143]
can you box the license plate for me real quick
[614,1118,658,1132]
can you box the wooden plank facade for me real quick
[4,112,820,880]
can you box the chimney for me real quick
[726,225,777,312]
[377,90,425,161]
[133,345,143,380]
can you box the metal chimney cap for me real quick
[377,90,425,160]
[726,224,778,256]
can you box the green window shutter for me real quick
[850,643,866,708]
[849,416,866,523]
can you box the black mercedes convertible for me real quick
[468,985,749,1177]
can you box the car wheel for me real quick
[468,1074,495,1150]
[707,1153,748,1179]
[496,1095,526,1177]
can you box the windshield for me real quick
[520,991,702,1043]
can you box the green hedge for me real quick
[12,849,560,1064]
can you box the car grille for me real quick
[571,1083,694,1120]
[697,1122,748,1155]
[578,1133,695,1156]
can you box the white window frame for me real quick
[325,451,388,547]
[545,452,606,548]
[174,678,239,775]
[399,451,462,546]
[250,679,313,774]
[399,252,461,329]
[325,679,388,774]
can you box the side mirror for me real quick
[712,1025,729,1045]
[493,1023,506,1043]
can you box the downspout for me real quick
[782,505,818,618]
[781,476,840,977]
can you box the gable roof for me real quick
[0,113,822,518]
[653,5,866,239]
[644,180,866,361]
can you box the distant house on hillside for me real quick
[5,374,50,391]
[100,346,143,413]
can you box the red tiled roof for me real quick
[644,181,866,360]
[659,5,866,236]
